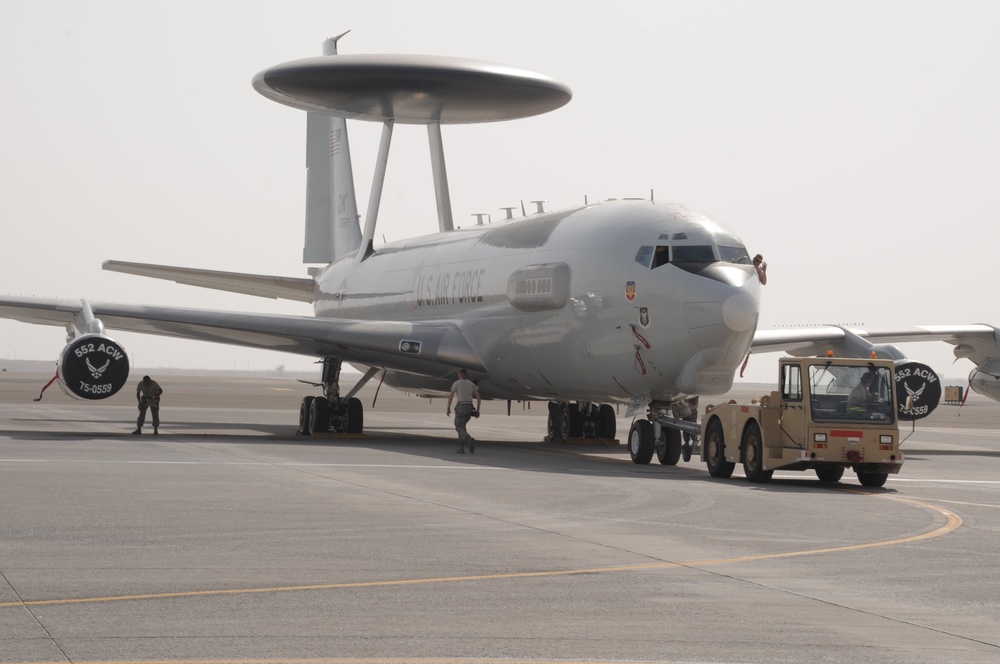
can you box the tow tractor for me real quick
[700,356,909,487]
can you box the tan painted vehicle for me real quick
[701,356,905,487]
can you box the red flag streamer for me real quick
[33,372,59,402]
[739,351,751,378]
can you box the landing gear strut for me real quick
[628,400,696,466]
[298,358,367,436]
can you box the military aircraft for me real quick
[2,35,998,466]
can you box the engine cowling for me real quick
[969,359,1000,402]
[893,361,941,421]
[57,334,130,400]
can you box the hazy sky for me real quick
[1,1,997,384]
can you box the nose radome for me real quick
[723,292,758,332]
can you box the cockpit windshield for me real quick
[718,245,752,264]
[636,242,752,271]
[671,245,716,264]
[635,227,752,274]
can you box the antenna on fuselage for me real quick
[252,45,573,261]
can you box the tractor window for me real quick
[808,363,896,423]
[782,363,802,402]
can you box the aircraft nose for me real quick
[684,264,761,333]
[697,263,755,288]
[722,291,758,332]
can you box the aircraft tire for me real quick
[656,427,682,466]
[346,397,364,434]
[816,466,845,483]
[628,420,655,465]
[857,471,888,488]
[704,419,735,478]
[299,396,315,436]
[598,404,616,439]
[546,409,561,442]
[741,421,772,483]
[310,397,330,433]
[568,403,584,438]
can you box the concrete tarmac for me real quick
[0,367,998,663]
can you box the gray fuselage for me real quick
[314,199,761,404]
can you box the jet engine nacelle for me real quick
[57,333,130,400]
[968,359,1000,402]
[893,360,941,421]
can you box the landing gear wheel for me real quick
[816,466,845,483]
[704,419,734,478]
[546,402,560,442]
[628,420,655,465]
[857,471,888,488]
[682,441,693,463]
[298,396,315,436]
[310,398,330,433]
[345,397,364,434]
[546,410,559,442]
[741,422,772,483]
[598,404,616,439]
[552,403,583,441]
[567,403,584,438]
[656,427,682,466]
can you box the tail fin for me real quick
[303,34,362,264]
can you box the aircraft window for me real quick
[718,245,752,264]
[652,245,670,269]
[671,245,716,263]
[672,233,688,240]
[634,245,654,267]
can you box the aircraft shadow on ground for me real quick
[0,417,899,494]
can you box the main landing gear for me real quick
[627,400,697,467]
[298,358,374,436]
[546,401,617,442]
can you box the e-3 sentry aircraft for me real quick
[2,35,999,465]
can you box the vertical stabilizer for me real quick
[303,34,362,264]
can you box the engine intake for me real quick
[969,359,1000,401]
[58,334,130,400]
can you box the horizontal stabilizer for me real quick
[102,261,314,303]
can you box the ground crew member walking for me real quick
[446,369,481,453]
[133,375,163,435]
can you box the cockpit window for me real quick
[634,245,653,268]
[718,245,752,264]
[671,245,716,263]
[652,245,669,268]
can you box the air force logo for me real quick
[625,281,636,301]
[86,357,111,379]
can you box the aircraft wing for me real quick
[0,296,484,374]
[102,260,315,302]
[752,324,1000,366]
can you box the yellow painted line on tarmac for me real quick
[0,659,646,664]
[0,494,960,610]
